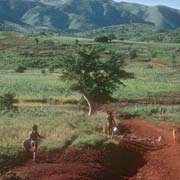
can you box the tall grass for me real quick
[0,106,107,168]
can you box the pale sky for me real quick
[115,0,180,9]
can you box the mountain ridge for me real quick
[0,0,180,32]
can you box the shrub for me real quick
[0,145,24,168]
[15,66,26,73]
[72,134,107,148]
[48,65,55,73]
[41,133,77,152]
[75,39,79,45]
[94,36,109,43]
[0,92,18,112]
[129,49,137,60]
[34,38,39,44]
[41,69,46,74]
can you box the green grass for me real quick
[0,72,69,98]
[0,31,179,170]
[0,106,107,168]
[118,104,180,124]
[114,64,180,99]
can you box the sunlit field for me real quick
[0,31,179,169]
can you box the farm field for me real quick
[0,31,180,180]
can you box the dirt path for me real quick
[120,119,180,180]
[2,119,180,180]
[147,60,168,67]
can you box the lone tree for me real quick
[107,33,116,43]
[61,46,134,116]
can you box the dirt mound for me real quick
[2,119,180,180]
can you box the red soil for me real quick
[123,119,180,180]
[3,119,180,180]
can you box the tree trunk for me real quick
[83,94,95,116]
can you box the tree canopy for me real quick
[61,46,134,115]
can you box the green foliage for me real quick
[61,46,134,102]
[0,92,18,112]
[41,69,46,74]
[0,107,106,168]
[72,134,107,148]
[94,36,109,43]
[78,24,180,43]
[34,38,39,44]
[48,65,55,72]
[94,34,116,43]
[78,24,167,42]
[0,145,24,167]
[0,31,179,170]
[41,134,76,152]
[129,49,137,60]
[118,104,180,124]
[75,39,79,45]
[15,66,27,73]
[107,33,116,42]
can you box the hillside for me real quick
[76,23,168,41]
[0,0,180,32]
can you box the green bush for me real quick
[129,49,137,60]
[41,134,77,152]
[15,66,26,73]
[0,145,24,168]
[0,92,18,112]
[41,69,46,74]
[72,134,107,148]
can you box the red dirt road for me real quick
[123,119,180,180]
[3,119,180,180]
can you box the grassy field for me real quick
[0,106,109,168]
[0,31,179,169]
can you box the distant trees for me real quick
[94,36,109,43]
[60,46,134,116]
[94,33,116,43]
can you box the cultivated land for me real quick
[0,31,180,180]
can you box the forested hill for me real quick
[1,0,180,32]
